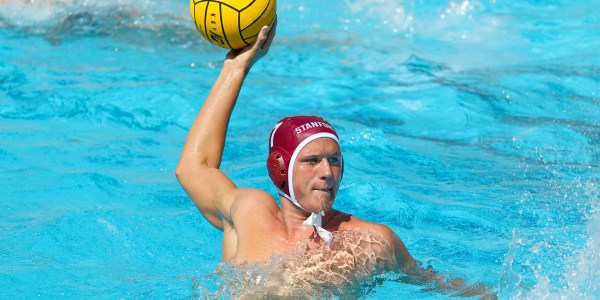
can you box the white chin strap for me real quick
[302,211,333,243]
[278,191,333,243]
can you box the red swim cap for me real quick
[266,116,341,208]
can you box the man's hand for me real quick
[225,16,277,74]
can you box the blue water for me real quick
[1,0,599,298]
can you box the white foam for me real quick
[503,181,600,299]
[523,182,600,299]
[0,0,182,28]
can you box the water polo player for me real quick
[176,17,413,268]
[176,18,496,299]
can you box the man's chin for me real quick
[316,192,335,211]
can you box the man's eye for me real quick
[328,157,340,165]
[306,158,319,165]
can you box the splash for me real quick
[0,0,191,44]
[344,0,411,34]
[501,180,600,299]
[522,181,600,299]
[0,0,132,27]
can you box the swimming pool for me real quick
[1,0,598,298]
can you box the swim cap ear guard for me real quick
[266,150,289,192]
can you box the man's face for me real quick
[292,138,342,213]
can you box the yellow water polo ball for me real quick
[190,0,276,50]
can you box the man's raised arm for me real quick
[175,20,276,230]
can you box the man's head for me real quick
[267,116,343,212]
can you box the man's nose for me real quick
[317,158,333,179]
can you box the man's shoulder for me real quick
[334,212,404,267]
[336,212,397,242]
[340,212,415,270]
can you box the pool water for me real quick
[1,0,599,298]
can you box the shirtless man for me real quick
[176,19,496,298]
[176,17,412,267]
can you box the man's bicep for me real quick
[176,167,238,230]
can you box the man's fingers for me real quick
[261,16,277,50]
[258,26,270,49]
[223,16,276,69]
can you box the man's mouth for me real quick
[315,188,333,199]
